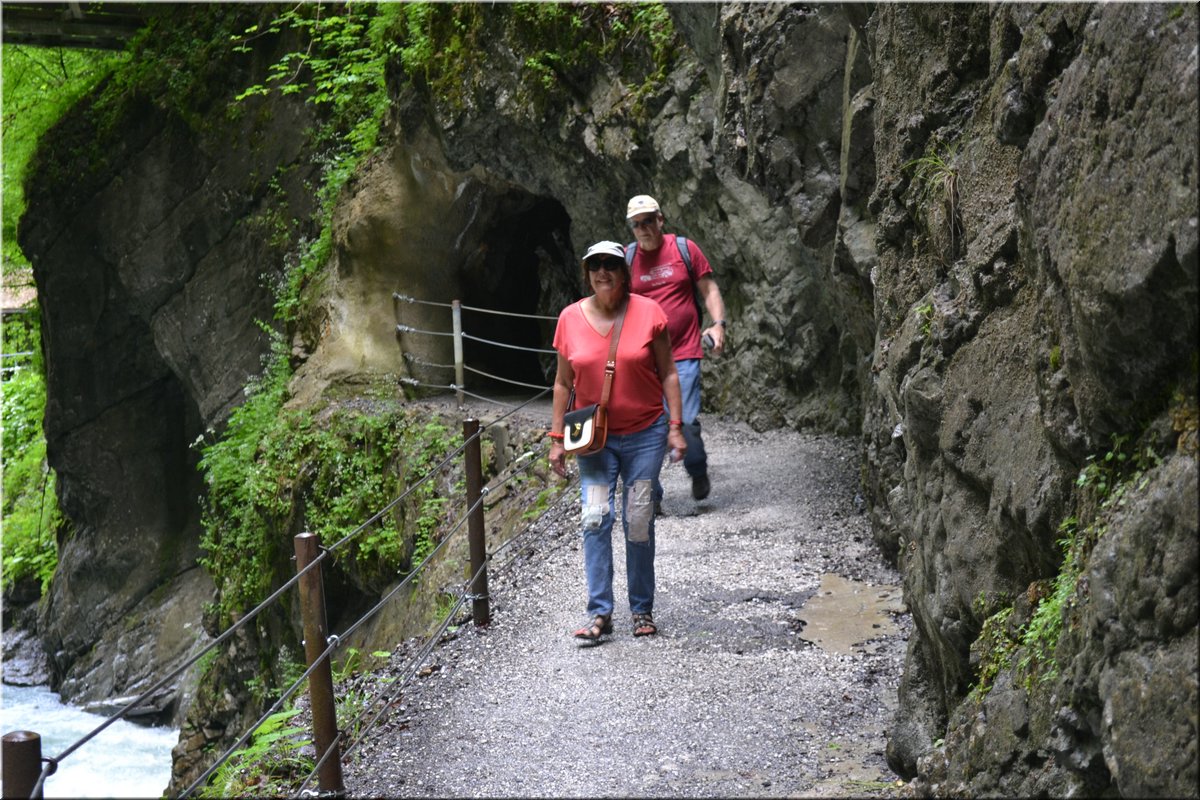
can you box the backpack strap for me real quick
[675,234,693,279]
[676,235,704,323]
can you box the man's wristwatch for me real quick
[713,320,727,328]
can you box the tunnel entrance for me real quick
[457,192,578,401]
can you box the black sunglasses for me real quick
[586,257,624,272]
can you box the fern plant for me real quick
[198,708,311,798]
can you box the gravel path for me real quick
[344,416,910,798]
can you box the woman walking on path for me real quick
[547,241,686,641]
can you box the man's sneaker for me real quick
[691,474,711,500]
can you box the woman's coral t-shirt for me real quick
[553,294,669,435]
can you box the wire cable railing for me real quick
[393,292,560,407]
[3,295,567,800]
[1,350,33,375]
[296,443,562,797]
[459,330,556,355]
[395,292,559,321]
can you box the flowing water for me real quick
[0,684,177,799]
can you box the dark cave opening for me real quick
[457,194,578,399]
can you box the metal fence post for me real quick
[293,533,345,795]
[462,418,491,625]
[2,730,43,799]
[451,299,465,409]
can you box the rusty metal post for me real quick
[2,730,43,799]
[293,533,345,795]
[462,418,491,625]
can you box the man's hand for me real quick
[702,323,726,356]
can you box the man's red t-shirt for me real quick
[628,235,713,360]
[553,294,669,435]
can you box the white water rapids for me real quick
[0,684,176,798]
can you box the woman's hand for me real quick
[549,441,568,477]
[667,427,687,461]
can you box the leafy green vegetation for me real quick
[185,5,416,621]
[915,301,934,338]
[1,311,61,595]
[391,2,678,112]
[245,644,306,708]
[904,143,959,208]
[196,338,463,620]
[1,48,122,597]
[198,707,311,798]
[970,432,1167,699]
[226,5,399,326]
[903,141,962,260]
[2,46,122,273]
[1018,434,1162,683]
[101,6,261,132]
[522,485,559,521]
[197,645,389,796]
[968,596,1017,704]
[332,648,382,743]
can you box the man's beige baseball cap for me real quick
[626,195,660,219]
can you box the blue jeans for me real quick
[673,358,708,478]
[576,416,668,617]
[653,359,709,508]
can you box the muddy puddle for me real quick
[799,573,904,654]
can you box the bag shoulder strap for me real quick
[599,301,627,409]
[570,300,626,411]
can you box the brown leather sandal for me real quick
[632,612,657,637]
[572,614,613,641]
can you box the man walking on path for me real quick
[624,194,727,502]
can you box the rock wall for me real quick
[859,3,1197,794]
[18,16,324,720]
[13,2,1197,794]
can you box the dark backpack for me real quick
[625,234,703,320]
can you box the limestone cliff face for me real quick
[859,4,1197,794]
[16,2,1197,793]
[18,16,324,721]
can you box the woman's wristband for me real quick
[547,431,564,441]
[668,420,683,428]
